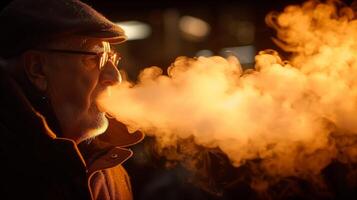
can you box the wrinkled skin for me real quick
[24,36,121,143]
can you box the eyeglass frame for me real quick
[33,48,121,70]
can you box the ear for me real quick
[22,51,48,92]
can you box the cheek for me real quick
[46,60,100,110]
[79,73,100,104]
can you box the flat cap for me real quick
[0,0,127,58]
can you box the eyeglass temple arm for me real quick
[34,48,98,55]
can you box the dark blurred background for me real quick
[77,1,355,200]
[82,0,310,80]
[2,0,357,199]
[84,1,303,199]
[81,1,303,199]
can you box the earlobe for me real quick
[22,51,48,92]
[33,74,47,91]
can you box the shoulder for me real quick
[91,166,133,200]
[104,165,132,189]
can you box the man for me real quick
[0,0,143,199]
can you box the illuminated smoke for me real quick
[99,1,357,179]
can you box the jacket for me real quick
[0,68,143,199]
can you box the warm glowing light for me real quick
[179,16,210,39]
[100,1,357,182]
[220,45,255,64]
[116,21,151,40]
[196,49,214,57]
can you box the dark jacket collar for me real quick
[78,139,133,175]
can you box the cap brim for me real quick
[84,30,127,44]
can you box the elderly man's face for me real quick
[39,37,121,142]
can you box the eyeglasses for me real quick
[34,48,121,70]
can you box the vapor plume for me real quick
[99,1,357,180]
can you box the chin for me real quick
[81,112,109,141]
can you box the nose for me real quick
[99,61,122,87]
